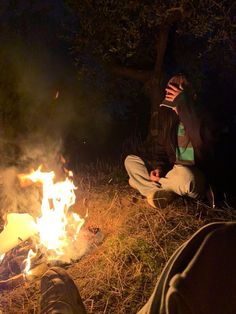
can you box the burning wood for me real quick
[0,226,103,290]
[0,165,104,289]
[0,238,43,289]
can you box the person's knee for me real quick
[177,167,206,198]
[124,155,140,171]
[186,171,206,199]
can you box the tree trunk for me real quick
[145,8,183,153]
[110,8,183,153]
[145,25,171,153]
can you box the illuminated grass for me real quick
[0,163,235,313]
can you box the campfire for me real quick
[0,165,103,289]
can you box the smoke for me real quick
[0,34,71,218]
[0,37,110,220]
[0,167,41,220]
[51,227,104,264]
[0,6,114,219]
[0,32,114,165]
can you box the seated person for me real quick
[124,74,223,209]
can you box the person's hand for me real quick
[150,169,161,182]
[165,83,183,102]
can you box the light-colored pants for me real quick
[124,155,206,199]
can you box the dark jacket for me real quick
[175,91,218,167]
[146,90,235,196]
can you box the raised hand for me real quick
[150,169,161,182]
[165,83,183,102]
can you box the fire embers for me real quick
[0,224,104,290]
[0,238,47,289]
[0,166,104,289]
[0,239,36,281]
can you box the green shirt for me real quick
[176,123,195,165]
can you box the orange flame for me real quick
[19,166,86,273]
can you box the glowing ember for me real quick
[18,166,86,273]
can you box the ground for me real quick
[0,162,236,314]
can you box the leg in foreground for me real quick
[40,267,87,314]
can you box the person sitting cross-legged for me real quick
[124,73,224,209]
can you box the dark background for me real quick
[0,0,235,169]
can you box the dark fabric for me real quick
[141,108,178,176]
[174,91,216,164]
[40,224,236,314]
[138,222,225,313]
[145,89,235,199]
[40,267,87,314]
[138,222,236,314]
[166,223,236,314]
[175,91,236,198]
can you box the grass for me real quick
[0,161,236,313]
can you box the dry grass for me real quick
[0,162,236,314]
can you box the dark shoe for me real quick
[147,189,176,209]
[40,267,87,314]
